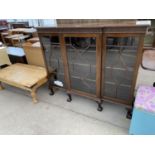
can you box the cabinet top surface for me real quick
[37,23,148,29]
[37,24,148,34]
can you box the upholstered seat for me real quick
[135,86,155,113]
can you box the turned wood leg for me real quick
[0,82,4,90]
[67,93,72,102]
[96,100,103,112]
[31,90,38,103]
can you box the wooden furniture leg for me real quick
[31,89,37,103]
[30,78,48,103]
[0,82,4,90]
[49,85,54,95]
[48,80,54,95]
[96,100,103,112]
[67,93,72,102]
[126,97,135,119]
[126,108,132,119]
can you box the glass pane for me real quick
[65,37,96,95]
[103,36,139,100]
[40,36,66,88]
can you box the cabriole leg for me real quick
[96,100,103,112]
[126,97,135,119]
[48,80,54,95]
[126,108,132,119]
[67,93,72,102]
[31,90,38,103]
[49,87,54,95]
[49,83,54,95]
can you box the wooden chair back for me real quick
[0,47,11,66]
[22,42,46,67]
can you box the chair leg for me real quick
[0,82,4,90]
[30,78,47,103]
[31,89,38,103]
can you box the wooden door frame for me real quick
[61,33,102,101]
[101,33,145,106]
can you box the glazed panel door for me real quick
[102,35,141,104]
[40,35,66,88]
[64,34,101,97]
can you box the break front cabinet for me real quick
[37,26,147,111]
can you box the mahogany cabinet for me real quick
[37,25,147,111]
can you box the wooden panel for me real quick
[60,34,71,90]
[22,42,46,67]
[104,26,147,34]
[57,19,136,26]
[37,27,102,34]
[96,34,102,98]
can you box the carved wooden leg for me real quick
[96,100,103,112]
[31,90,38,103]
[48,81,54,95]
[0,82,4,90]
[126,108,132,119]
[49,87,54,95]
[67,93,72,102]
[126,97,135,119]
[54,74,57,80]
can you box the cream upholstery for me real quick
[0,47,11,66]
